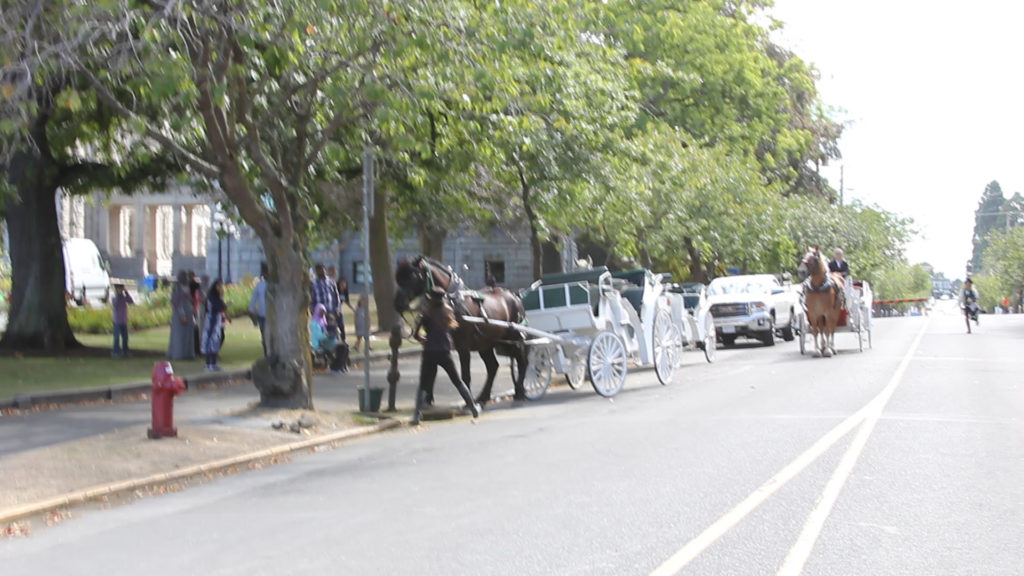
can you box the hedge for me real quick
[68,283,255,334]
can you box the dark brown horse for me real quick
[395,256,527,404]
[798,246,845,357]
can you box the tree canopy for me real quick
[2,1,923,388]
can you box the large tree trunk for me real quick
[0,148,79,352]
[251,234,314,409]
[370,185,396,329]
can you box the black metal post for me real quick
[386,321,403,412]
[217,236,223,280]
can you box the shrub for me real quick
[67,283,255,334]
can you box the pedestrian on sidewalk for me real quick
[168,271,196,360]
[411,288,479,425]
[111,283,133,357]
[249,262,268,357]
[353,295,371,353]
[201,278,228,371]
[189,271,204,356]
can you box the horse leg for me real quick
[512,345,527,400]
[475,348,501,406]
[458,347,472,393]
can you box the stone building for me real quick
[60,188,213,283]
[58,190,576,291]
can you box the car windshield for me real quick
[707,277,772,296]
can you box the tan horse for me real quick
[798,247,845,357]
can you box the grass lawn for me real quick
[1,292,418,399]
[0,322,265,399]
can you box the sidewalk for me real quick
[0,348,519,531]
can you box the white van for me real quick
[63,238,111,305]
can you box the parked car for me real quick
[706,274,799,347]
[64,238,111,305]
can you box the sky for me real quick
[769,0,1024,279]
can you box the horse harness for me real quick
[419,257,492,326]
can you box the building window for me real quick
[192,205,211,258]
[485,260,505,284]
[118,207,134,257]
[352,261,372,285]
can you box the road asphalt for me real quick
[4,302,1022,575]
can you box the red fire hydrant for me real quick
[148,361,187,439]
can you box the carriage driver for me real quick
[829,248,853,299]
[828,248,850,277]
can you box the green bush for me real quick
[68,283,254,334]
[0,262,10,311]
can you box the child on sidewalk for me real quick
[111,284,134,357]
[354,295,371,352]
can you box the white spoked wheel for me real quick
[565,351,587,389]
[652,308,679,386]
[522,347,553,400]
[798,312,807,355]
[588,330,628,398]
[864,305,873,349]
[702,313,717,363]
[856,314,864,352]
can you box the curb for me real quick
[0,417,405,525]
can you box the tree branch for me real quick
[81,69,217,179]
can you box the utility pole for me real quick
[839,165,844,207]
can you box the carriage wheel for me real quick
[521,347,553,400]
[798,313,807,355]
[565,353,587,389]
[865,305,873,349]
[703,314,717,363]
[857,316,864,352]
[588,331,628,397]
[653,308,679,386]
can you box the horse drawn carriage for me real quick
[511,266,684,399]
[395,257,715,405]
[797,248,874,356]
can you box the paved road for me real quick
[3,304,1022,575]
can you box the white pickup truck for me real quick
[705,274,800,347]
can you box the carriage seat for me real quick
[621,287,644,314]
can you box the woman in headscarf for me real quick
[310,303,345,374]
[200,279,228,371]
[167,271,196,360]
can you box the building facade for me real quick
[57,191,576,291]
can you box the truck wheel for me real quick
[761,324,775,346]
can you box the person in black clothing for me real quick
[828,248,850,277]
[189,271,203,355]
[411,288,479,425]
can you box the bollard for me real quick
[148,361,187,439]
[386,321,403,412]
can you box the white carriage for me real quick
[513,267,683,399]
[798,278,874,354]
[664,281,717,363]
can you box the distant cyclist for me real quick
[961,277,980,333]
